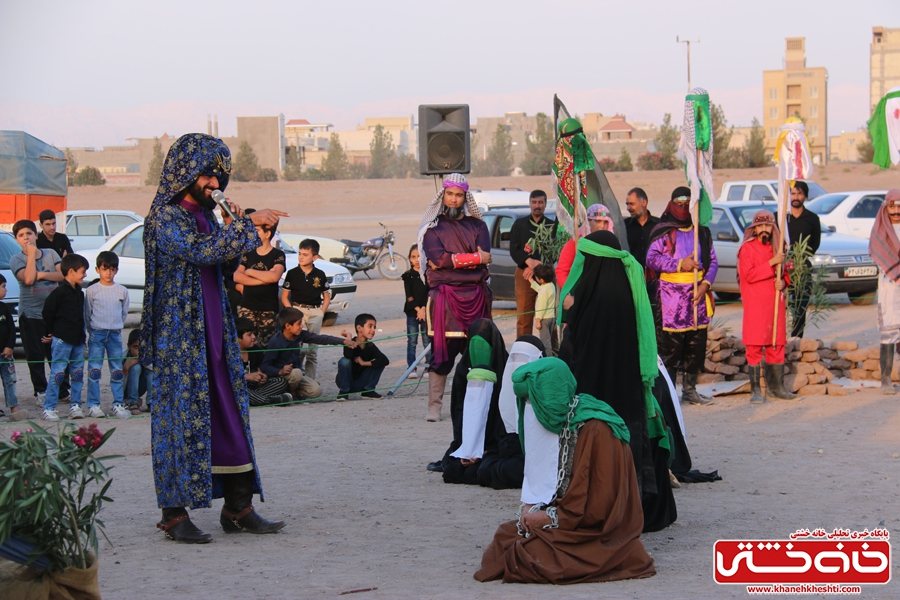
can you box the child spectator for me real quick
[235,317,291,406]
[41,253,89,421]
[531,264,559,357]
[235,222,285,345]
[261,307,354,400]
[281,238,329,380]
[36,209,74,258]
[336,313,389,399]
[124,328,152,414]
[402,244,431,379]
[85,251,130,419]
[0,273,27,421]
[10,219,64,404]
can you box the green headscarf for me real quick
[555,237,670,452]
[512,358,630,450]
[466,335,496,383]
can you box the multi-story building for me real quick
[762,37,828,165]
[871,26,900,115]
[829,130,866,163]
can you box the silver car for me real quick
[0,230,22,342]
[710,201,878,306]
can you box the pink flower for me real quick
[91,437,101,449]
[73,435,87,447]
[10,431,21,443]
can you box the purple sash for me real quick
[432,283,490,363]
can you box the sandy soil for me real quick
[2,169,898,598]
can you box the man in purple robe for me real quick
[646,186,718,406]
[417,173,492,422]
[142,134,288,543]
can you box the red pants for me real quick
[746,344,785,366]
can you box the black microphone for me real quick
[210,190,236,221]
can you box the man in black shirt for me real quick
[281,238,330,380]
[336,313,389,399]
[785,181,821,338]
[623,187,660,268]
[509,190,555,337]
[36,210,74,258]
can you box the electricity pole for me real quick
[676,36,700,92]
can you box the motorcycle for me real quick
[331,222,409,280]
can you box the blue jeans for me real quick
[87,329,124,408]
[125,363,153,406]
[406,315,432,368]
[0,357,17,408]
[45,339,84,411]
[335,357,385,394]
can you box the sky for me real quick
[0,0,894,148]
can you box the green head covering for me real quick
[867,89,900,170]
[511,358,630,450]
[466,335,497,383]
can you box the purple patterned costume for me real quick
[646,229,718,332]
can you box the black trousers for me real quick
[658,327,708,374]
[19,316,68,397]
[790,278,812,339]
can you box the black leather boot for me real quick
[880,344,896,395]
[764,363,798,400]
[220,471,286,534]
[157,507,212,543]
[681,372,713,405]
[748,365,765,404]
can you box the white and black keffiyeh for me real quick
[416,172,482,278]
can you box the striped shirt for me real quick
[84,282,130,331]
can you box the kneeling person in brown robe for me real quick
[474,357,655,585]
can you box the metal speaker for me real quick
[418,104,470,175]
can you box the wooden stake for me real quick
[693,148,701,329]
[573,172,581,243]
[773,176,788,347]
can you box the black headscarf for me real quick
[566,230,653,496]
[647,191,713,275]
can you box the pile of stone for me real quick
[697,330,885,397]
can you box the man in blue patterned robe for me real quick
[142,133,287,543]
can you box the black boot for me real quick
[880,344,896,395]
[157,507,213,543]
[748,365,765,404]
[221,471,286,534]
[681,372,713,405]
[764,363,798,400]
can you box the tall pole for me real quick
[676,36,701,92]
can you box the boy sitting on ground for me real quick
[235,317,292,406]
[336,313,389,399]
[261,307,355,400]
[124,328,153,414]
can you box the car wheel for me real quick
[322,312,338,327]
[715,291,742,303]
[848,290,876,306]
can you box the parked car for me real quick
[277,233,347,263]
[481,208,531,301]
[0,230,22,342]
[78,223,357,325]
[472,189,557,214]
[708,201,878,305]
[720,180,826,203]
[804,190,888,239]
[56,210,144,251]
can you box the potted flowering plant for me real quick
[0,422,120,582]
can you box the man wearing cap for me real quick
[785,181,821,338]
[646,187,718,405]
[738,210,797,403]
[868,189,900,395]
[417,173,492,421]
[555,204,614,290]
[509,190,555,337]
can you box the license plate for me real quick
[844,266,877,277]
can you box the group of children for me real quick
[3,219,151,422]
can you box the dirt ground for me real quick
[3,169,900,598]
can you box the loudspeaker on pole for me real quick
[418,104,470,175]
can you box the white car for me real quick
[720,180,827,203]
[805,191,888,239]
[0,230,22,343]
[277,233,347,263]
[56,210,144,251]
[78,223,356,325]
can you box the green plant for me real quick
[145,137,164,186]
[73,166,105,186]
[526,222,570,265]
[232,140,261,182]
[785,236,835,333]
[0,423,120,572]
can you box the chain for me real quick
[555,394,579,493]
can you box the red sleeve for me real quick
[738,243,777,284]
[555,240,576,290]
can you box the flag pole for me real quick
[773,176,788,347]
[574,173,581,243]
[693,148,701,329]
